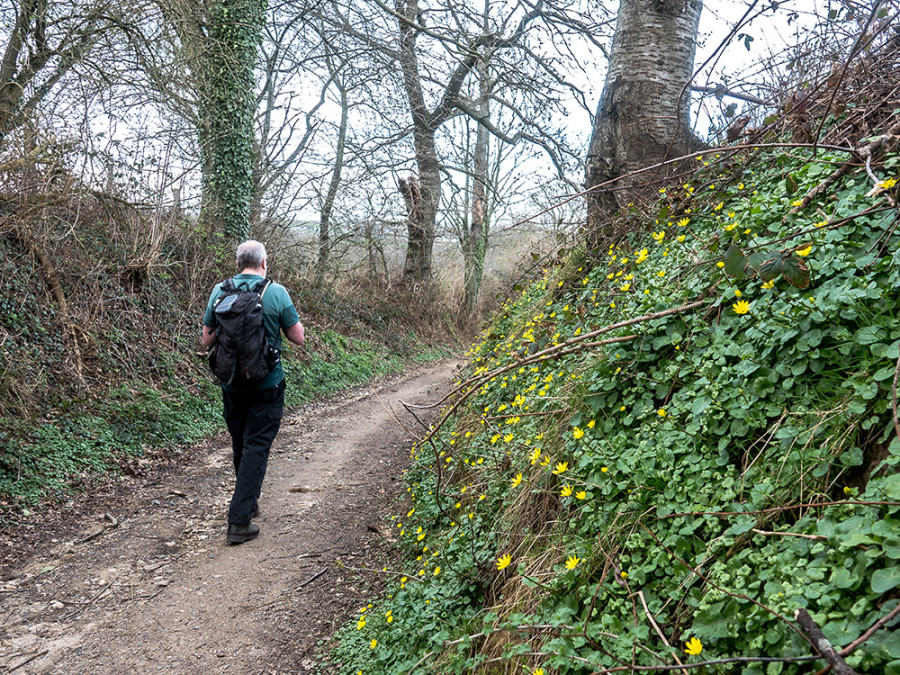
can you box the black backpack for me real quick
[208,278,280,386]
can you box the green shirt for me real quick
[203,273,301,391]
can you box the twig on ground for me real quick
[295,567,327,591]
[637,590,688,675]
[7,649,49,673]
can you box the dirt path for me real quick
[0,361,458,674]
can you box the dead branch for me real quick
[4,222,86,388]
[796,608,859,675]
[791,119,900,214]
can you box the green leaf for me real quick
[785,173,799,195]
[724,245,747,280]
[855,326,886,346]
[781,256,810,289]
[871,567,900,594]
[758,255,784,282]
[831,567,857,589]
[882,537,900,559]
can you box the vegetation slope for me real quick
[0,207,453,516]
[333,113,900,672]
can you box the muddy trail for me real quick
[0,361,458,674]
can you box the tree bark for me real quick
[464,15,492,316]
[317,47,349,284]
[585,0,702,234]
[395,0,439,284]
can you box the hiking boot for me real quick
[226,523,260,545]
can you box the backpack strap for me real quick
[254,278,273,299]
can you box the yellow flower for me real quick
[734,289,742,298]
[713,201,723,211]
[587,420,596,429]
[533,669,545,675]
[677,217,690,227]
[619,282,631,291]
[636,248,649,264]
[497,553,512,570]
[503,433,514,442]
[732,300,751,315]
[761,279,775,290]
[553,461,568,475]
[677,234,686,242]
[565,555,580,570]
[561,484,573,497]
[796,245,812,257]
[685,637,703,655]
[657,270,666,277]
[652,231,665,242]
[573,427,584,439]
[877,177,897,189]
[385,611,393,623]
[791,199,803,207]
[621,571,628,579]
[657,408,667,418]
[575,490,586,500]
[813,220,828,228]
[511,473,523,488]
[716,261,725,268]
[601,466,608,473]
[370,639,378,649]
[433,566,441,576]
[357,619,366,630]
[530,448,541,465]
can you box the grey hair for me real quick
[236,240,266,271]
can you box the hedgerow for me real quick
[331,136,900,673]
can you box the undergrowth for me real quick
[331,128,900,673]
[0,325,445,520]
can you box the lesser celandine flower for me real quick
[565,555,580,570]
[561,485,573,497]
[511,473,522,488]
[796,245,812,257]
[572,427,584,439]
[575,490,586,500]
[684,637,703,655]
[732,300,751,315]
[497,554,512,570]
[370,639,378,649]
[553,461,568,475]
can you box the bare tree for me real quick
[326,0,602,285]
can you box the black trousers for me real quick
[222,381,285,525]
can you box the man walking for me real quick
[202,240,305,544]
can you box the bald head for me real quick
[236,240,267,272]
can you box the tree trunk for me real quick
[464,32,491,316]
[317,49,349,284]
[197,0,268,241]
[396,0,438,284]
[585,0,702,234]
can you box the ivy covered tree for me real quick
[197,0,268,240]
